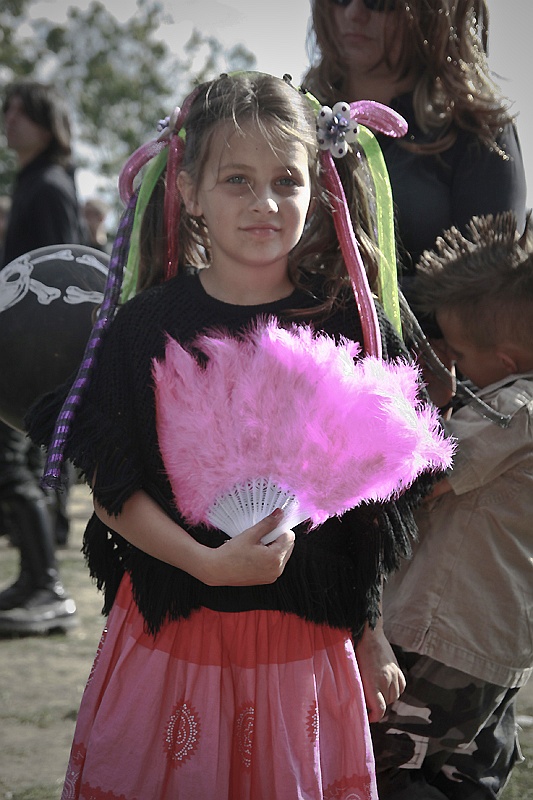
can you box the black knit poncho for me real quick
[28,271,434,640]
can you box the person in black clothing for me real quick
[0,80,82,633]
[304,0,527,285]
[2,82,86,263]
[304,0,528,411]
[0,196,10,264]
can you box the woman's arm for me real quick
[94,490,295,587]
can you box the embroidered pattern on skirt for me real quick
[86,627,108,687]
[235,703,255,769]
[164,699,201,766]
[324,772,375,800]
[307,702,319,743]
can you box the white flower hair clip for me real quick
[156,106,181,142]
[316,102,358,159]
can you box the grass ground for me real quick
[0,483,532,798]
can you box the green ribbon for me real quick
[120,126,187,304]
[120,147,168,304]
[304,90,401,335]
[357,126,402,335]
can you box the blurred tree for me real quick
[0,0,46,81]
[0,0,48,193]
[0,0,255,203]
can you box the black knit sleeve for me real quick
[73,304,150,513]
[27,299,148,514]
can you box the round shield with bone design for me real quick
[0,244,108,431]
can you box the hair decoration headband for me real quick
[317,101,359,158]
[308,93,407,354]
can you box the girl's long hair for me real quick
[137,73,380,318]
[304,0,515,154]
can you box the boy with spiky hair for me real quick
[372,212,533,800]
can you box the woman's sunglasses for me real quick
[330,0,397,11]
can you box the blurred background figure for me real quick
[0,80,84,634]
[304,0,528,413]
[0,195,11,264]
[82,196,112,254]
[2,81,87,262]
[304,0,528,303]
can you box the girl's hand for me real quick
[200,509,296,587]
[356,622,406,723]
[94,492,294,588]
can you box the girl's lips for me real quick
[241,225,280,234]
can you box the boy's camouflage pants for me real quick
[371,647,523,799]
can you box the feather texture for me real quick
[153,319,453,539]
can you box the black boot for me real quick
[0,570,33,610]
[0,495,77,634]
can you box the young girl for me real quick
[28,73,447,799]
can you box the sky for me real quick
[28,0,532,205]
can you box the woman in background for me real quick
[304,0,527,287]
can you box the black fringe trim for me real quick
[77,492,427,643]
[82,513,129,615]
[28,383,143,518]
[25,379,72,449]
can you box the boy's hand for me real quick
[419,337,456,414]
[424,477,453,501]
[356,623,406,722]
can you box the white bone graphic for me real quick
[0,250,105,313]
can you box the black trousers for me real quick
[0,420,59,592]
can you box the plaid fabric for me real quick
[371,647,523,799]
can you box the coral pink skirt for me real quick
[61,575,377,800]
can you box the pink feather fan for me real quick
[153,319,453,543]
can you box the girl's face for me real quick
[179,120,313,281]
[328,0,403,79]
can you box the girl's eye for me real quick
[227,176,247,185]
[277,177,298,187]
